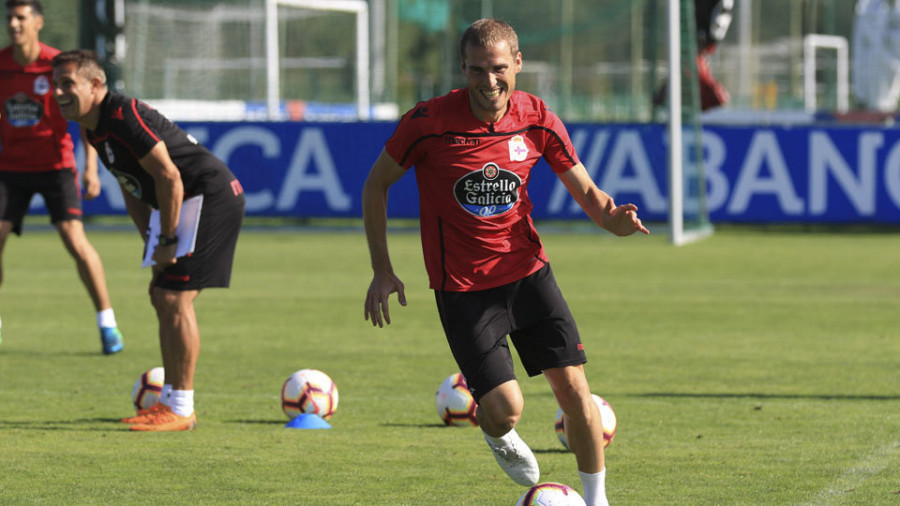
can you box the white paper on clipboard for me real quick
[142,195,204,268]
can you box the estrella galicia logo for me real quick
[454,162,521,217]
[4,93,43,127]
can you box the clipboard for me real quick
[142,195,204,268]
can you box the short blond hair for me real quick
[459,18,519,61]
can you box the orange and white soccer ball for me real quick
[435,373,478,427]
[554,394,617,449]
[131,367,165,412]
[281,369,339,420]
[517,482,586,506]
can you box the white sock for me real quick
[160,384,173,406]
[96,308,117,328]
[579,468,609,506]
[169,389,194,417]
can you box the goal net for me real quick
[122,0,368,121]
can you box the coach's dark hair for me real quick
[51,49,107,85]
[459,18,519,62]
[5,0,43,15]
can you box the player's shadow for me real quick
[225,420,450,428]
[0,349,102,357]
[0,418,126,431]
[226,419,289,425]
[533,448,571,455]
[381,422,451,429]
[633,392,900,401]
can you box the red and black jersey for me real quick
[0,43,75,172]
[385,88,580,292]
[86,91,235,209]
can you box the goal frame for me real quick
[803,34,849,113]
[667,0,713,246]
[265,0,370,120]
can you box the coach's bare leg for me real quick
[544,365,605,473]
[151,288,200,390]
[56,219,111,311]
[0,221,12,290]
[476,380,524,436]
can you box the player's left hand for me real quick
[151,243,178,271]
[82,172,101,200]
[605,203,650,236]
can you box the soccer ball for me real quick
[435,372,478,426]
[517,482,586,506]
[281,369,339,420]
[131,367,165,412]
[554,394,617,450]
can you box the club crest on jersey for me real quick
[33,75,50,95]
[112,170,142,199]
[508,135,528,162]
[454,162,521,217]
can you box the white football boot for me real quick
[484,428,540,486]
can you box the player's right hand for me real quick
[82,173,101,200]
[364,271,407,328]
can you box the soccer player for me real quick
[0,0,123,354]
[51,49,245,432]
[362,18,648,506]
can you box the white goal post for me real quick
[265,0,370,120]
[803,34,849,113]
[667,0,685,245]
[668,0,713,246]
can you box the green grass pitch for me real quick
[0,223,898,505]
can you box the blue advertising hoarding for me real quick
[46,121,900,223]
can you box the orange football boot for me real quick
[129,405,197,432]
[121,402,166,424]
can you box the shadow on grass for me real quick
[380,422,451,429]
[0,418,125,431]
[533,448,571,455]
[225,419,288,425]
[0,349,102,357]
[632,392,900,401]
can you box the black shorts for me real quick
[434,264,586,402]
[0,169,82,235]
[154,180,245,291]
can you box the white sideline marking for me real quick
[803,441,900,505]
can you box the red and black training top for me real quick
[384,88,580,292]
[85,91,235,209]
[0,43,76,172]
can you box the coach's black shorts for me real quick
[154,179,245,291]
[0,168,82,235]
[434,264,586,402]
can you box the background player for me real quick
[0,0,122,354]
[51,49,245,431]
[363,18,648,506]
